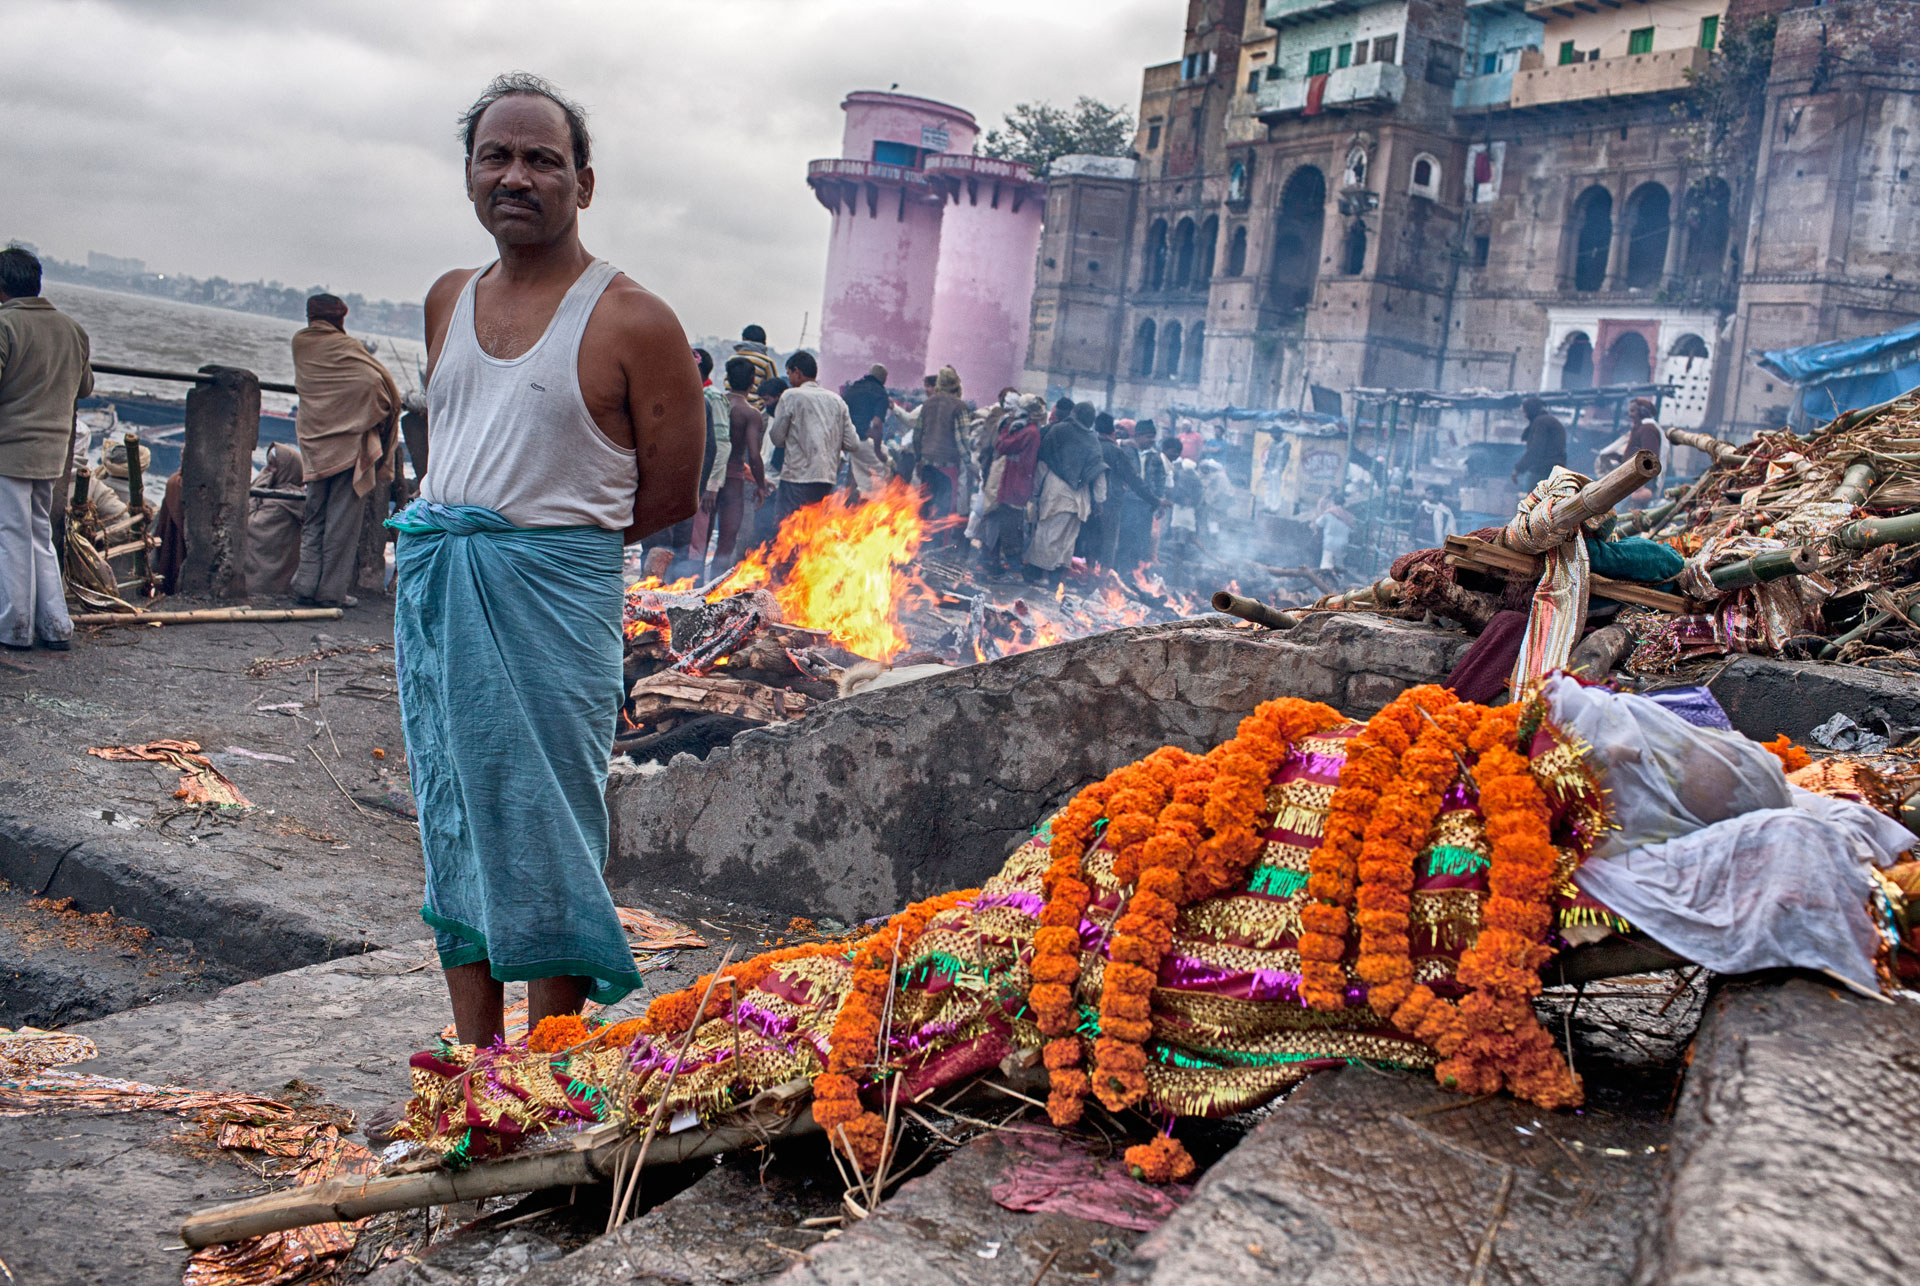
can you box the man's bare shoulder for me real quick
[596,273,688,348]
[426,268,482,313]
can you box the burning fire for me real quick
[708,478,934,660]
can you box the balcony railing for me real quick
[1508,45,1711,109]
[1256,61,1406,117]
[1264,0,1371,29]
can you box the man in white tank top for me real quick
[400,74,705,1049]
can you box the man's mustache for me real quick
[489,189,543,212]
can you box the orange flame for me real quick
[709,479,930,660]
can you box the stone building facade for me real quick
[1024,0,1920,442]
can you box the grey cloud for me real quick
[6,0,1174,344]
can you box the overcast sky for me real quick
[3,0,1178,346]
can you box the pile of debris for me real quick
[1240,393,1920,687]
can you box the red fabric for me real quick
[1305,73,1329,115]
[995,420,1042,508]
[1444,609,1530,704]
[1474,150,1493,185]
[989,1128,1190,1232]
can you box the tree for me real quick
[981,97,1134,179]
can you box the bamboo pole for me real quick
[1314,576,1404,610]
[71,608,344,625]
[1830,461,1879,507]
[1506,450,1662,554]
[1664,427,1744,463]
[1830,511,1920,552]
[1210,591,1300,630]
[1691,545,1819,593]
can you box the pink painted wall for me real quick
[815,182,946,394]
[839,91,977,164]
[923,162,1045,400]
[813,91,1041,396]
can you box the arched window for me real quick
[1173,218,1197,289]
[1133,319,1157,378]
[1409,152,1441,201]
[1160,321,1184,380]
[1570,186,1612,292]
[1342,221,1368,275]
[1271,166,1326,313]
[1682,177,1732,281]
[1183,321,1205,383]
[1670,332,1709,360]
[1561,332,1594,390]
[1226,225,1248,276]
[1146,219,1169,290]
[1623,183,1671,289]
[1198,215,1219,283]
[1602,331,1652,386]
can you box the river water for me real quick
[45,281,427,415]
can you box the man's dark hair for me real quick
[0,246,43,299]
[1520,395,1545,417]
[757,376,788,402]
[1133,417,1158,440]
[1072,402,1097,427]
[1161,436,1182,455]
[1095,412,1115,437]
[694,348,713,380]
[741,324,767,344]
[460,72,591,171]
[306,293,348,323]
[725,356,757,391]
[923,374,938,389]
[1053,396,1075,417]
[786,350,818,380]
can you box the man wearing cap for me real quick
[0,245,93,650]
[290,293,401,607]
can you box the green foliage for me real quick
[981,97,1134,178]
[1674,15,1777,174]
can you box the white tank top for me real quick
[421,258,635,530]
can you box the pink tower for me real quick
[807,91,1044,399]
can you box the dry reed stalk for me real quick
[605,945,736,1232]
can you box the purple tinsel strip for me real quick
[970,889,1100,940]
[1157,955,1305,1004]
[1441,783,1477,810]
[895,1016,970,1055]
[731,1001,796,1038]
[1294,751,1347,781]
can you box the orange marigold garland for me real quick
[1389,703,1582,1109]
[1091,698,1340,1115]
[527,1013,593,1054]
[1034,747,1192,1126]
[1353,698,1476,1016]
[1125,1133,1196,1183]
[1763,733,1812,774]
[1303,686,1456,1010]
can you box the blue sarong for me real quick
[388,500,641,1004]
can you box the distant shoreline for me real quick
[40,274,423,343]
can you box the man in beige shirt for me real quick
[289,293,400,606]
[767,349,857,522]
[0,247,93,650]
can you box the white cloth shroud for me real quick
[1546,677,1914,996]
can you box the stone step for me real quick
[1118,1065,1671,1286]
[1640,976,1920,1285]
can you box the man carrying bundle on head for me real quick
[400,73,705,1044]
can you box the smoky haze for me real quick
[2,0,1173,346]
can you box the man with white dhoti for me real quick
[1023,401,1107,586]
[400,74,705,1044]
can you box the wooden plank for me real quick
[1443,535,1687,613]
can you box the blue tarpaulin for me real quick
[1755,318,1920,423]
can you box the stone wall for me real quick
[604,615,1466,924]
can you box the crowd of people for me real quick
[636,329,1236,590]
